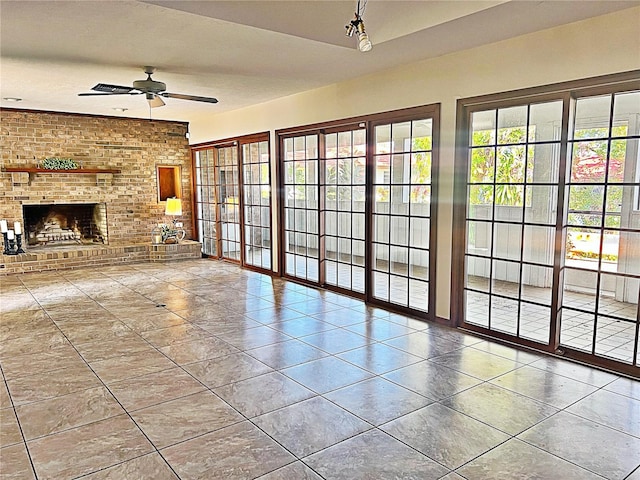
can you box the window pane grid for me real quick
[242,140,271,270]
[373,119,432,312]
[195,149,218,257]
[283,134,320,282]
[465,102,559,343]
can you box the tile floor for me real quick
[1,259,639,479]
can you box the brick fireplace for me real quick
[23,203,108,247]
[1,108,201,273]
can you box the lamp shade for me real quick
[165,197,183,216]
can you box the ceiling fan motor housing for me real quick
[133,78,167,93]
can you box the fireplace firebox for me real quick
[22,203,108,247]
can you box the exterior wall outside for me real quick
[186,7,640,320]
[0,110,193,246]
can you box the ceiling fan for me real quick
[78,66,218,108]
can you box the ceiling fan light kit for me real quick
[78,66,218,108]
[345,0,372,52]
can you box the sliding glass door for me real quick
[455,78,640,374]
[279,105,439,317]
[192,133,272,272]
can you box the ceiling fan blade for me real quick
[91,83,136,94]
[78,92,142,97]
[161,92,218,104]
[147,94,165,108]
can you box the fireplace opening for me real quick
[22,203,108,247]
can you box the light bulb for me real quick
[358,31,372,52]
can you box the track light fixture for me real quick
[345,0,372,52]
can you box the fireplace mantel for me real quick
[3,166,121,186]
[3,167,121,173]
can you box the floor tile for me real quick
[457,438,604,479]
[381,403,509,470]
[56,319,134,346]
[345,319,417,341]
[0,344,87,380]
[190,314,264,336]
[0,379,10,410]
[469,340,544,364]
[429,347,522,380]
[6,363,102,406]
[15,386,124,440]
[140,324,213,348]
[383,360,481,400]
[28,414,153,479]
[0,443,36,480]
[131,390,243,448]
[90,349,176,384]
[384,331,464,359]
[628,467,640,480]
[269,317,336,337]
[603,376,640,401]
[119,311,188,333]
[281,356,373,394]
[0,314,58,341]
[567,388,640,437]
[213,371,315,418]
[528,356,620,387]
[255,462,322,479]
[0,407,22,448]
[306,429,449,479]
[253,396,371,457]
[159,336,239,364]
[245,339,329,370]
[0,330,69,359]
[81,452,179,479]
[299,328,372,354]
[311,309,368,327]
[442,383,559,435]
[162,421,295,479]
[216,325,292,350]
[518,410,640,479]
[107,367,206,411]
[244,306,304,324]
[73,335,156,363]
[438,474,466,480]
[324,377,432,426]
[490,365,599,409]
[337,343,423,374]
[182,352,273,388]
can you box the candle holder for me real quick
[1,232,11,255]
[2,233,18,255]
[15,233,26,254]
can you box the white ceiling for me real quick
[1,0,638,124]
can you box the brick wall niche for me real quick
[0,108,200,272]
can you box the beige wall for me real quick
[193,8,639,320]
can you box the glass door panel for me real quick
[215,146,241,261]
[194,149,217,256]
[561,91,640,365]
[242,140,272,270]
[323,128,366,293]
[283,135,319,282]
[463,100,563,344]
[372,119,433,312]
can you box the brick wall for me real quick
[0,108,193,245]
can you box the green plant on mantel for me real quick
[40,157,80,170]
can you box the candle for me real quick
[7,230,14,240]
[14,222,21,235]
[0,220,7,233]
